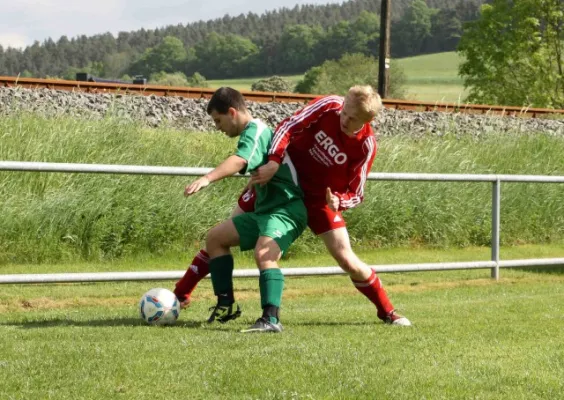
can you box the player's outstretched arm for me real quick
[184,155,247,196]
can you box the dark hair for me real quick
[206,87,247,115]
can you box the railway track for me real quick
[2,75,563,118]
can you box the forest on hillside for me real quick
[0,0,486,80]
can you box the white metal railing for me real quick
[1,161,563,284]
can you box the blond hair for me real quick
[345,85,383,121]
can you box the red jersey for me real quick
[268,95,377,211]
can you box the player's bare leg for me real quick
[320,227,411,326]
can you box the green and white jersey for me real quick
[235,119,303,213]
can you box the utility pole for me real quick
[378,0,391,98]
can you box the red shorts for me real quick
[237,188,256,213]
[237,188,346,235]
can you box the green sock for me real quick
[259,269,284,324]
[209,255,234,306]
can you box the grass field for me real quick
[208,52,467,103]
[1,246,563,399]
[397,52,467,103]
[1,107,563,398]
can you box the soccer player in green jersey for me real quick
[183,87,307,333]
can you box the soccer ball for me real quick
[139,288,180,326]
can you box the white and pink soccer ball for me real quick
[139,288,180,326]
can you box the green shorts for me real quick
[232,200,307,255]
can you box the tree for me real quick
[62,61,105,80]
[275,24,323,74]
[130,36,187,77]
[149,71,190,86]
[2,48,21,76]
[23,41,52,77]
[428,9,462,53]
[294,66,323,94]
[187,72,208,87]
[149,71,208,87]
[458,0,564,108]
[103,52,132,79]
[0,1,488,79]
[352,11,381,57]
[393,0,436,57]
[295,53,406,99]
[0,45,5,74]
[313,13,380,63]
[193,33,259,78]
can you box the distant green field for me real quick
[208,52,468,103]
[398,52,465,84]
[397,52,468,103]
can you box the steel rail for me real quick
[2,75,564,118]
[1,161,563,284]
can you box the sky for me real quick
[0,0,345,49]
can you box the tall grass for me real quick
[1,113,563,264]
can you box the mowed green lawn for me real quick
[397,52,468,103]
[208,52,468,103]
[1,245,563,399]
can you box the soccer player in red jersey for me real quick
[175,85,410,326]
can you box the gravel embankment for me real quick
[1,87,563,136]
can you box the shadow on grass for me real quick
[291,320,378,327]
[2,318,385,330]
[0,318,206,329]
[516,265,564,275]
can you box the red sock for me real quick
[351,270,394,320]
[173,249,210,301]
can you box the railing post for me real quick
[491,179,501,280]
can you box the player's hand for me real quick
[184,177,210,196]
[250,160,279,186]
[326,187,340,212]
